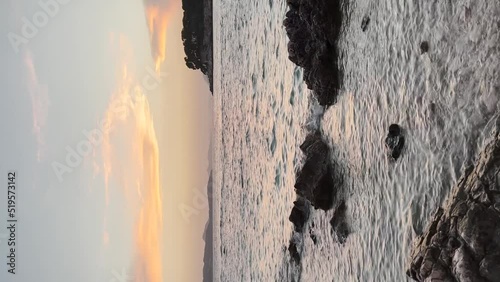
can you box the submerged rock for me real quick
[310,231,318,245]
[420,41,430,54]
[295,131,336,210]
[361,15,370,32]
[330,201,350,244]
[288,234,302,265]
[289,197,311,232]
[406,125,500,282]
[385,124,405,160]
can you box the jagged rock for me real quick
[330,201,350,244]
[479,253,500,281]
[406,125,500,282]
[283,0,344,106]
[289,197,311,232]
[420,41,430,54]
[361,15,370,32]
[295,131,336,210]
[385,124,405,160]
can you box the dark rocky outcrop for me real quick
[330,201,350,244]
[361,15,370,32]
[283,0,344,106]
[406,126,500,282]
[181,0,213,92]
[289,197,311,232]
[420,41,430,54]
[295,131,336,210]
[385,124,405,160]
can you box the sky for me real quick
[0,0,212,281]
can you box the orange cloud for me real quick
[100,35,163,282]
[142,0,178,71]
[24,51,49,162]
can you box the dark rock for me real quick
[181,0,213,92]
[288,239,301,264]
[361,15,370,32]
[295,131,336,210]
[479,253,500,281]
[310,232,318,245]
[330,201,350,243]
[388,124,401,136]
[385,124,405,160]
[406,126,500,281]
[420,41,430,54]
[283,0,344,106]
[289,197,311,232]
[300,131,322,153]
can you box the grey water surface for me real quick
[213,0,499,281]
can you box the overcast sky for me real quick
[0,0,212,281]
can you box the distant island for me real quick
[181,0,213,92]
[202,172,213,282]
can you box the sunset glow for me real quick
[100,35,163,282]
[143,0,178,71]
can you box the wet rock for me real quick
[310,233,318,245]
[288,241,300,264]
[406,125,500,281]
[361,15,370,32]
[289,197,311,232]
[420,41,430,54]
[385,124,405,160]
[283,0,344,106]
[330,201,349,244]
[295,131,336,210]
[479,253,500,281]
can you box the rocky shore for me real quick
[286,131,350,266]
[283,0,344,106]
[407,125,500,281]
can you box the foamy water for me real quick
[213,0,500,281]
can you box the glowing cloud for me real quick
[24,51,49,162]
[142,0,177,71]
[100,35,163,282]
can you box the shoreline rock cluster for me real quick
[287,131,350,266]
[407,126,500,282]
[283,0,344,106]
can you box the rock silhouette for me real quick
[181,0,213,92]
[295,131,335,210]
[283,0,344,106]
[385,124,405,160]
[289,197,311,232]
[420,41,429,54]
